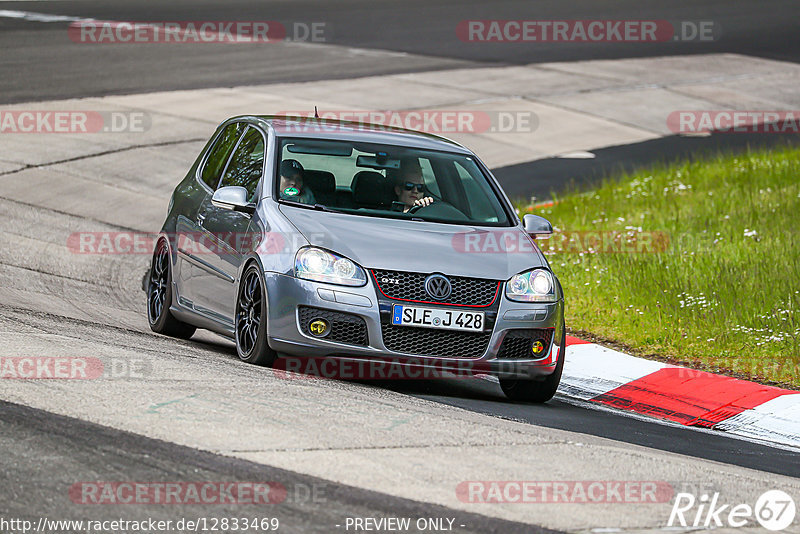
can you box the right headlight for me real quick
[294,246,367,287]
[505,269,557,303]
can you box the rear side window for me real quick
[200,122,246,189]
[219,128,265,201]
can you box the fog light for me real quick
[531,339,545,355]
[309,318,330,337]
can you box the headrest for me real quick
[303,170,335,194]
[352,171,392,207]
[280,159,304,177]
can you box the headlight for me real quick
[505,269,557,303]
[294,247,367,287]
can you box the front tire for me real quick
[235,264,277,366]
[499,320,566,403]
[147,240,196,339]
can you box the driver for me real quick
[279,159,316,205]
[389,157,435,213]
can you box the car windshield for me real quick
[274,137,511,226]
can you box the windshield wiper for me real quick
[312,203,344,213]
[278,199,345,214]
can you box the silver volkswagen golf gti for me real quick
[147,115,565,402]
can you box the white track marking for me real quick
[560,342,668,400]
[0,9,91,23]
[554,340,800,450]
[556,393,800,453]
[557,151,596,159]
[0,9,345,46]
[716,394,800,448]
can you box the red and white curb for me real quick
[561,336,800,449]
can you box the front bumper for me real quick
[264,272,564,379]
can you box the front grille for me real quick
[371,269,499,306]
[497,328,554,359]
[298,306,368,346]
[381,324,491,358]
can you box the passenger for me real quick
[389,157,434,212]
[279,159,316,205]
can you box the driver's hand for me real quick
[413,197,434,208]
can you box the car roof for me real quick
[234,115,474,154]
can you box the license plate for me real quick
[391,305,485,332]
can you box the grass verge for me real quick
[520,146,800,388]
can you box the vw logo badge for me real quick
[425,274,452,300]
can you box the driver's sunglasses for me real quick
[403,182,425,192]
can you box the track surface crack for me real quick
[0,137,204,177]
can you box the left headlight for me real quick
[505,269,557,303]
[294,247,367,287]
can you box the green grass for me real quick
[519,146,800,388]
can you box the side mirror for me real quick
[211,186,256,214]
[523,214,553,237]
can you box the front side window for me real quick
[274,138,510,226]
[200,122,246,189]
[219,127,265,201]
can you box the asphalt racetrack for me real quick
[1,0,799,103]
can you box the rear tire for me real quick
[234,264,277,366]
[147,240,196,340]
[499,320,566,403]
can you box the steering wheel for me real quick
[406,200,469,221]
[407,197,438,214]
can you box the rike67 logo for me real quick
[669,490,796,531]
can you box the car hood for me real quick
[278,205,546,280]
